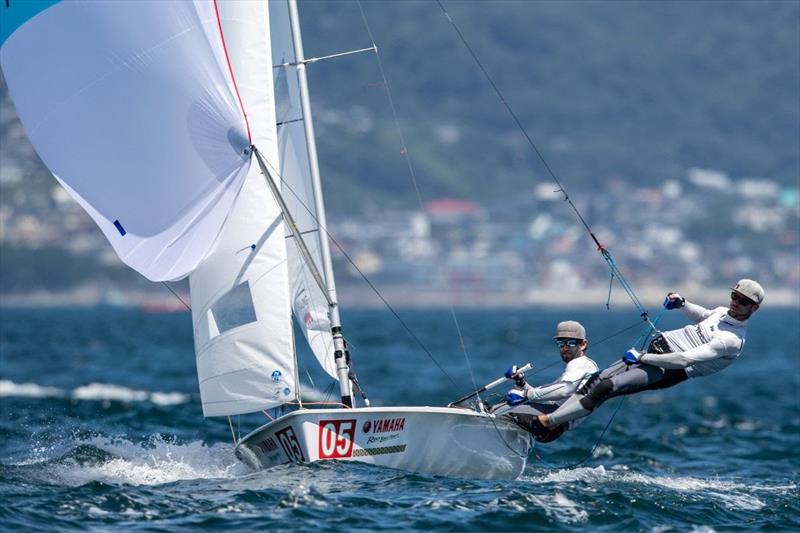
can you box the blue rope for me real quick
[633,307,667,350]
[601,249,650,318]
[605,270,615,310]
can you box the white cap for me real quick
[731,279,765,305]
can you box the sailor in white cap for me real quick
[538,279,764,431]
[496,320,598,442]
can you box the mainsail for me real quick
[189,0,295,417]
[0,1,253,281]
[269,0,337,379]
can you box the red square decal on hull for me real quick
[318,419,357,459]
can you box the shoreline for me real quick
[1,284,797,310]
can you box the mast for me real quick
[286,0,353,407]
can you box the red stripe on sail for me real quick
[212,0,252,143]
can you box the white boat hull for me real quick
[235,406,532,480]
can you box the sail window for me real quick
[207,281,258,338]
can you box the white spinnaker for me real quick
[270,0,336,379]
[189,0,294,417]
[0,0,252,281]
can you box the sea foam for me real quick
[0,379,190,406]
[45,434,248,487]
[525,464,794,511]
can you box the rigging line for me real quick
[161,282,191,311]
[487,317,645,457]
[330,235,460,389]
[322,379,338,406]
[525,318,653,467]
[606,271,616,310]
[358,0,476,392]
[227,416,237,446]
[523,318,655,388]
[434,0,650,318]
[478,315,648,396]
[274,46,376,68]
[291,235,336,365]
[492,317,651,463]
[277,117,304,127]
[449,307,480,393]
[274,169,332,362]
[287,400,350,408]
[304,368,317,392]
[484,410,529,460]
[433,0,590,236]
[489,322,644,396]
[603,251,650,319]
[258,154,460,389]
[285,228,320,238]
[635,306,667,350]
[356,0,425,210]
[594,319,652,350]
[505,318,652,383]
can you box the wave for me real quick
[524,492,589,523]
[6,434,249,487]
[0,379,191,406]
[524,465,796,511]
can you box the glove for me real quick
[622,348,642,365]
[506,388,527,406]
[663,292,685,310]
[504,365,526,387]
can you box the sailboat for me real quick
[0,0,532,479]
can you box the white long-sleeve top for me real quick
[640,301,747,377]
[523,355,599,404]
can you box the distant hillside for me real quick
[2,0,798,214]
[298,0,799,211]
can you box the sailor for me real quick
[497,320,598,442]
[537,279,764,431]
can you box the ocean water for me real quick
[1,306,798,532]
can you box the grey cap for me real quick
[731,279,765,305]
[553,320,586,340]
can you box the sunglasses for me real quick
[555,339,581,348]
[730,292,755,306]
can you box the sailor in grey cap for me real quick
[538,280,764,431]
[496,320,598,442]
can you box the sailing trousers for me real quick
[546,335,689,427]
[498,402,567,443]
